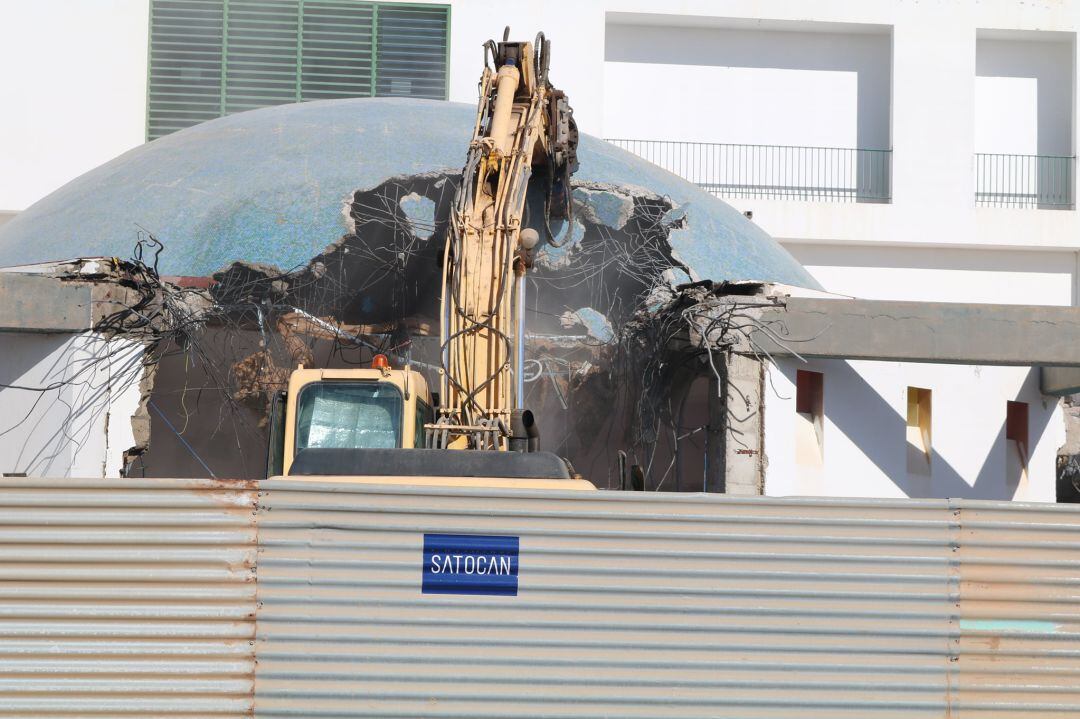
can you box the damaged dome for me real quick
[0,97,818,290]
[0,98,822,486]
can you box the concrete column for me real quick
[725,353,765,496]
[704,369,725,493]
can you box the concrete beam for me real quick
[0,273,92,333]
[1041,366,1080,396]
[749,297,1080,367]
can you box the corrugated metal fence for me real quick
[255,483,1080,718]
[1,478,1078,717]
[0,478,258,715]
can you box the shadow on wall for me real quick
[0,333,144,478]
[777,362,1054,499]
[976,36,1074,158]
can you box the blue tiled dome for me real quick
[0,97,819,289]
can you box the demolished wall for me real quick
[127,174,725,488]
[0,178,734,488]
[0,259,172,477]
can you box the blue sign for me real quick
[422,533,519,596]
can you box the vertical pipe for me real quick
[515,273,525,409]
[439,237,451,416]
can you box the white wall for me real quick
[0,333,145,478]
[603,23,890,150]
[443,3,607,131]
[786,243,1076,306]
[765,358,1063,501]
[976,75,1040,156]
[3,0,1079,222]
[976,37,1074,157]
[0,0,149,212]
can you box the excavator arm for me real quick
[431,29,578,450]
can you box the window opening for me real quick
[795,370,824,465]
[1006,400,1029,494]
[906,387,932,476]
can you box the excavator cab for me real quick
[266,357,592,489]
[271,357,434,477]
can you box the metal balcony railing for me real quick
[606,139,892,203]
[975,153,1075,209]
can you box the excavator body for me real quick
[265,28,588,488]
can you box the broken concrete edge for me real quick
[0,257,113,277]
[0,257,216,332]
[342,168,459,237]
[0,257,207,477]
[0,259,170,338]
[122,361,158,474]
[210,175,706,305]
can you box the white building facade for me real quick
[1,0,1077,499]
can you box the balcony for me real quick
[606,140,892,203]
[974,153,1075,209]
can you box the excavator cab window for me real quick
[295,382,403,451]
[266,390,287,478]
[414,398,434,448]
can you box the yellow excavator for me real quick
[266,29,594,490]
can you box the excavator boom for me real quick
[274,30,579,479]
[431,30,577,450]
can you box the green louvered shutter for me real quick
[147,1,449,140]
[300,1,375,101]
[224,0,299,113]
[148,0,225,140]
[375,5,449,99]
